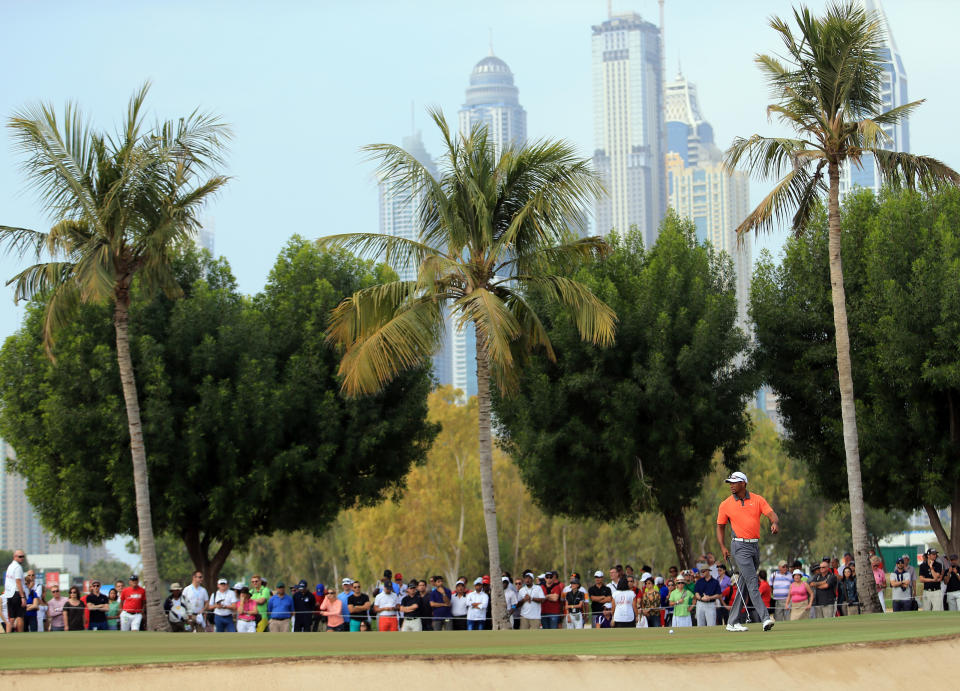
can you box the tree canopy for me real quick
[0,240,437,584]
[493,214,758,568]
[751,188,960,555]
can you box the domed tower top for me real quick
[464,54,520,107]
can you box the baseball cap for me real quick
[778,560,788,567]
[594,570,603,578]
[456,578,466,585]
[298,579,307,589]
[169,582,181,590]
[217,578,228,585]
[276,581,286,588]
[724,471,748,484]
[654,576,663,585]
[91,580,101,587]
[341,578,353,585]
[233,582,245,590]
[316,584,325,594]
[130,574,139,580]
[394,573,403,580]
[474,577,483,585]
[537,573,545,580]
[640,573,652,582]
[926,548,938,555]
[523,571,534,578]
[792,569,803,576]
[482,575,491,585]
[950,554,959,560]
[502,576,510,582]
[676,575,686,583]
[407,581,418,589]
[570,577,580,585]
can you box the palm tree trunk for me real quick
[114,296,165,630]
[475,333,506,629]
[827,162,879,614]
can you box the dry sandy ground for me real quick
[5,637,959,690]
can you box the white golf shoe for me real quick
[762,618,775,631]
[725,623,748,632]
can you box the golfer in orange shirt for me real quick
[716,471,779,632]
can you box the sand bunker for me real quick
[4,636,959,689]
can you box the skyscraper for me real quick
[665,72,751,331]
[458,53,527,155]
[839,0,909,197]
[592,12,666,246]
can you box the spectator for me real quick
[338,578,353,629]
[207,578,237,633]
[248,575,269,633]
[320,588,345,631]
[588,571,612,627]
[838,566,859,615]
[464,578,489,631]
[292,579,315,633]
[312,584,326,632]
[502,576,519,629]
[705,553,719,579]
[917,548,944,611]
[347,581,371,631]
[694,566,722,626]
[888,559,913,612]
[540,571,563,629]
[392,573,405,594]
[106,588,120,630]
[667,566,679,583]
[946,554,960,611]
[47,585,66,631]
[788,569,813,620]
[267,582,294,632]
[120,574,146,631]
[399,581,424,632]
[870,556,887,613]
[416,580,433,630]
[182,571,209,633]
[809,560,838,618]
[715,564,731,625]
[450,578,469,631]
[236,587,258,633]
[841,552,854,574]
[669,575,694,627]
[830,557,841,575]
[900,553,917,585]
[517,571,545,630]
[373,580,400,632]
[611,576,638,628]
[63,586,85,631]
[481,576,492,630]
[23,571,40,632]
[639,573,661,628]
[164,583,188,632]
[564,576,586,629]
[3,550,26,633]
[770,561,792,622]
[86,580,110,631]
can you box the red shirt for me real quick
[758,579,772,608]
[120,586,146,614]
[541,583,564,615]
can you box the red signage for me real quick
[45,572,60,588]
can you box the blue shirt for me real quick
[695,577,722,600]
[267,594,294,619]
[338,591,351,623]
[430,586,452,618]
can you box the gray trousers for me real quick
[729,541,770,625]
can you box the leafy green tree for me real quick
[725,2,960,611]
[752,189,960,557]
[493,216,758,568]
[0,84,231,628]
[85,558,137,587]
[0,242,436,589]
[320,110,615,628]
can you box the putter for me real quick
[727,568,752,625]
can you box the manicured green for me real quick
[1,613,956,670]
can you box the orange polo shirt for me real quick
[716,492,773,539]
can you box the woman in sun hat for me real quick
[788,570,812,621]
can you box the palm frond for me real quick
[41,279,82,360]
[317,232,451,277]
[516,275,616,347]
[497,235,610,277]
[871,149,960,192]
[453,288,521,373]
[736,164,826,236]
[5,261,75,303]
[724,135,819,179]
[0,225,50,259]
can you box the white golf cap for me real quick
[793,569,803,576]
[341,578,353,585]
[537,573,545,579]
[473,577,483,585]
[724,471,748,484]
[217,578,228,585]
[502,576,510,582]
[655,576,664,585]
[640,573,652,582]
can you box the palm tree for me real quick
[0,83,230,629]
[725,2,960,613]
[321,109,616,628]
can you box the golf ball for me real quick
[669,629,674,634]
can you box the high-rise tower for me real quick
[458,53,527,155]
[840,0,909,196]
[592,12,666,246]
[665,72,751,331]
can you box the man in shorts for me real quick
[716,471,779,632]
[3,550,26,633]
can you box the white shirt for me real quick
[209,588,237,616]
[450,591,469,616]
[612,588,636,623]
[182,583,209,614]
[374,591,399,616]
[4,560,23,599]
[504,586,518,616]
[465,590,489,620]
[517,584,544,619]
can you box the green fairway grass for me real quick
[0,612,957,671]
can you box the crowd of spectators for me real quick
[3,548,957,633]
